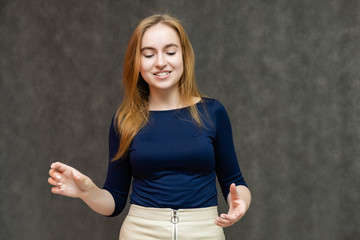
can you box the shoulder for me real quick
[200,99,234,135]
[200,97,228,114]
[199,97,231,127]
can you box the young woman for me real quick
[48,14,251,240]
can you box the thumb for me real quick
[72,170,92,191]
[230,183,238,197]
[72,170,84,186]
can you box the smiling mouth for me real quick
[154,71,171,76]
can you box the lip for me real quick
[153,71,172,79]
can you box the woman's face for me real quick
[140,23,183,94]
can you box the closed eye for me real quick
[167,52,176,56]
[144,54,154,58]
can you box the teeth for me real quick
[155,72,170,76]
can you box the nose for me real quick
[155,53,167,68]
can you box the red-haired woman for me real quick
[48,14,251,240]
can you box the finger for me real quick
[51,186,65,194]
[217,212,242,227]
[221,213,238,222]
[48,177,63,187]
[214,218,223,227]
[214,216,232,227]
[49,169,62,181]
[50,162,70,173]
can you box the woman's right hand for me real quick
[48,162,94,199]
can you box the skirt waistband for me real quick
[128,204,219,221]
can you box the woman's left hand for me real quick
[214,183,250,227]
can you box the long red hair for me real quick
[113,14,203,161]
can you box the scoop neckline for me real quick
[149,98,203,113]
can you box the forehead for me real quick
[141,23,181,48]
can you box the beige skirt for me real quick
[119,204,225,240]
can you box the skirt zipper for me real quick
[171,209,179,240]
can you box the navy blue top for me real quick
[103,98,247,217]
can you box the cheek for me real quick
[140,58,152,73]
[172,55,184,72]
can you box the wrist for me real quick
[79,179,97,201]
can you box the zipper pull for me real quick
[171,210,179,224]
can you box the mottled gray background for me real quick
[1,0,359,239]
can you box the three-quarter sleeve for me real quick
[102,115,132,217]
[213,102,248,202]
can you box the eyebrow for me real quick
[141,43,179,52]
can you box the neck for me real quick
[148,88,183,111]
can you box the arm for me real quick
[48,115,132,217]
[101,115,132,216]
[212,101,251,227]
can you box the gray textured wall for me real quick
[1,0,359,239]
